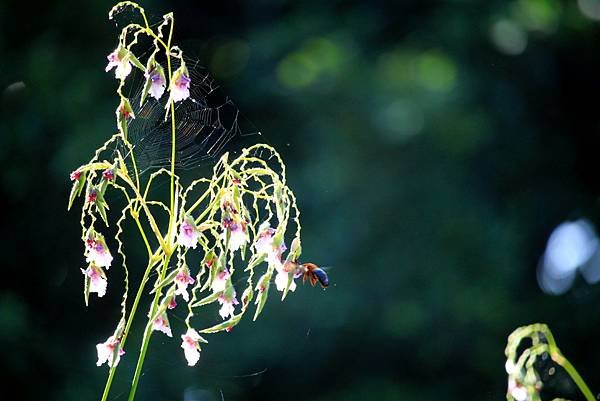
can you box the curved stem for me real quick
[551,352,595,401]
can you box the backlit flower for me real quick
[175,266,195,301]
[85,235,113,268]
[274,261,298,293]
[221,217,248,252]
[81,264,107,297]
[170,66,191,102]
[152,312,172,337]
[96,335,125,367]
[177,218,199,249]
[70,170,82,181]
[254,222,286,266]
[105,47,132,80]
[180,328,201,366]
[218,292,239,320]
[102,169,114,181]
[211,269,230,293]
[146,63,166,100]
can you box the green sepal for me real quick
[68,171,87,211]
[241,285,253,308]
[281,271,294,301]
[95,197,109,226]
[253,270,273,321]
[150,268,180,294]
[199,313,242,334]
[190,290,220,308]
[83,269,90,307]
[244,253,266,272]
[127,51,145,71]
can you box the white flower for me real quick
[177,219,199,249]
[211,269,230,293]
[254,222,286,266]
[180,328,201,366]
[175,267,195,302]
[275,269,296,292]
[81,264,107,297]
[220,218,248,252]
[170,69,191,102]
[105,48,132,80]
[218,293,239,320]
[85,237,113,268]
[152,312,172,337]
[96,335,124,367]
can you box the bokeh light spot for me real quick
[491,19,528,56]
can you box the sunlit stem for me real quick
[127,252,173,401]
[100,247,162,401]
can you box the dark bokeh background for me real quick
[3,0,600,400]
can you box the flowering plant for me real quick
[68,3,326,400]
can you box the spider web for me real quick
[118,58,259,175]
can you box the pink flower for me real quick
[85,236,113,268]
[218,292,239,320]
[102,169,114,181]
[87,189,97,204]
[211,269,230,293]
[221,218,248,252]
[168,296,177,310]
[180,328,201,366]
[105,48,132,80]
[177,219,199,249]
[175,267,195,301]
[170,69,191,102]
[70,170,82,181]
[152,312,172,337]
[96,335,125,367]
[254,222,286,266]
[81,264,107,297]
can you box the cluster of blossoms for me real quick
[69,5,315,387]
[81,231,113,300]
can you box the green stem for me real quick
[552,351,595,401]
[100,249,161,401]
[127,253,173,401]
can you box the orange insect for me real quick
[284,261,329,288]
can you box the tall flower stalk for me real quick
[68,3,325,400]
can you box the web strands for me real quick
[121,61,258,175]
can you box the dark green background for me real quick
[3,0,600,400]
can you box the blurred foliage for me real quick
[3,0,600,400]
